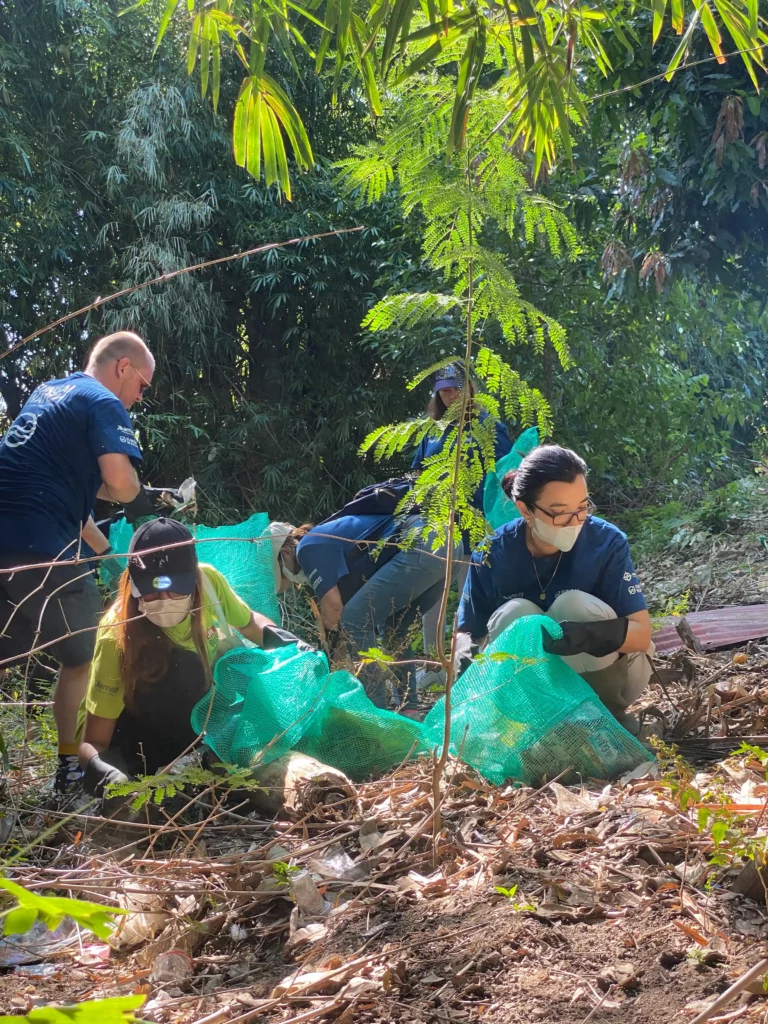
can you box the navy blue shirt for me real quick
[297,514,399,602]
[412,415,513,510]
[0,373,142,558]
[458,516,647,638]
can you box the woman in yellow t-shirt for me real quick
[77,517,310,796]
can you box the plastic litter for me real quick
[0,918,79,967]
[290,870,332,917]
[483,426,539,530]
[150,948,195,984]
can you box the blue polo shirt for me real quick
[297,514,399,602]
[0,373,142,559]
[412,414,513,510]
[458,516,647,639]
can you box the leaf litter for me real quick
[5,537,768,1021]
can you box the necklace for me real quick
[532,549,564,602]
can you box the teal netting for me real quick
[483,427,540,530]
[194,615,650,786]
[102,514,280,624]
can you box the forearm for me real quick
[620,616,652,654]
[240,611,276,646]
[78,740,105,768]
[97,477,141,504]
[81,517,110,556]
[319,587,343,631]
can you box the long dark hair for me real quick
[426,379,476,421]
[115,568,212,711]
[501,445,588,507]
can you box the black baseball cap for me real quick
[128,518,198,598]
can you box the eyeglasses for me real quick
[530,499,596,528]
[126,361,151,396]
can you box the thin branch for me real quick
[1,227,364,363]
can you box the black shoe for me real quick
[55,754,84,795]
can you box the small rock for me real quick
[659,950,686,969]
[598,962,640,991]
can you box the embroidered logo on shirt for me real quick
[623,572,632,581]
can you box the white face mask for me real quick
[529,514,583,552]
[279,555,307,586]
[139,595,193,628]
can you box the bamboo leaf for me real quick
[154,0,180,52]
[260,102,280,192]
[665,7,702,78]
[548,78,572,164]
[671,0,684,32]
[698,2,726,63]
[652,0,666,45]
[262,73,314,168]
[247,89,263,179]
[200,14,210,97]
[209,16,221,112]
[380,0,416,73]
[233,77,252,168]
[187,13,201,75]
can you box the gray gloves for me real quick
[453,632,480,679]
[83,754,130,797]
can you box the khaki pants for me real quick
[486,590,653,723]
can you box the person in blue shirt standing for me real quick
[411,361,513,685]
[0,331,159,792]
[455,445,654,734]
[270,512,447,717]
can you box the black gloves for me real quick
[261,625,315,654]
[542,618,629,658]
[143,486,184,508]
[123,486,157,524]
[123,485,183,523]
[453,632,480,679]
[83,754,130,797]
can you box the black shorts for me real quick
[0,553,103,668]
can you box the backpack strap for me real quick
[200,570,235,642]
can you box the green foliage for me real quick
[493,883,534,911]
[105,761,266,811]
[143,0,763,197]
[0,995,146,1023]
[0,878,127,940]
[272,860,300,886]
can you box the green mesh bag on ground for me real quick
[421,615,649,786]
[102,514,279,623]
[483,427,539,530]
[194,614,650,786]
[193,646,426,782]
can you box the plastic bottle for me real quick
[290,870,331,916]
[150,949,194,984]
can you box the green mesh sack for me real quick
[483,427,539,530]
[421,615,649,786]
[194,618,649,787]
[102,513,279,623]
[193,646,426,782]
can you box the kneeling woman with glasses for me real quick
[456,446,653,734]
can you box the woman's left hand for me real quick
[542,618,628,658]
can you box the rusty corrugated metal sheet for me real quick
[653,604,768,655]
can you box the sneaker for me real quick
[415,667,446,691]
[55,754,84,795]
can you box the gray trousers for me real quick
[486,590,654,719]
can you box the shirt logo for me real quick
[5,413,38,448]
[153,575,172,590]
[623,572,632,581]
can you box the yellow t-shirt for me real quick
[81,563,252,725]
